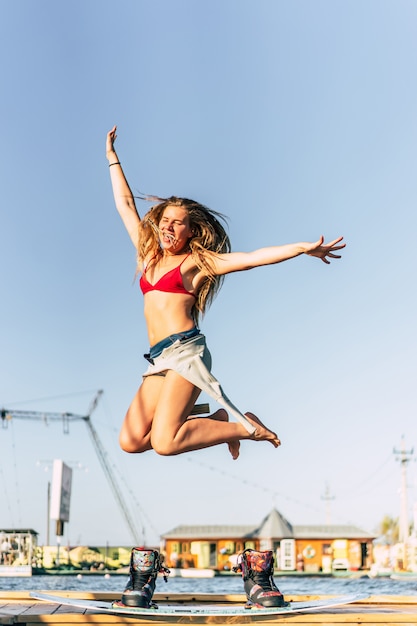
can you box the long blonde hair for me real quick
[137,196,231,323]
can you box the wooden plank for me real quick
[0,605,33,617]
[10,612,417,626]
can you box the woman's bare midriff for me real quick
[143,291,197,346]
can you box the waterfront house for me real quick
[0,528,38,576]
[161,509,375,572]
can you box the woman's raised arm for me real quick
[208,236,345,276]
[106,126,141,247]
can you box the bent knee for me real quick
[150,435,177,457]
[119,429,150,454]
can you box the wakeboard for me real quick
[31,592,368,619]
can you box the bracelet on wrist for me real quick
[109,161,121,167]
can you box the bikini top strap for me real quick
[179,253,192,268]
[145,252,191,273]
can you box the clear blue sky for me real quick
[1,0,416,548]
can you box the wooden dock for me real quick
[1,592,417,625]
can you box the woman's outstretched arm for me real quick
[209,236,345,275]
[106,126,141,247]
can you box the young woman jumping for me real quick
[106,125,345,461]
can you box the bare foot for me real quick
[209,409,240,460]
[210,409,229,421]
[245,412,281,448]
[228,439,240,460]
[187,409,241,459]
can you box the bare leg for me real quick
[150,371,280,456]
[119,371,280,457]
[119,376,164,453]
[189,408,240,460]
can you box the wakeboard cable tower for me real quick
[1,390,142,545]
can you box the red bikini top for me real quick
[139,255,196,298]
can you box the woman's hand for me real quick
[106,125,118,161]
[305,236,345,264]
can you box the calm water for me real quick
[1,574,417,596]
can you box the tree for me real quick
[378,515,399,543]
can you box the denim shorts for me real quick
[144,327,200,363]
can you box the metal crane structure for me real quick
[1,390,142,545]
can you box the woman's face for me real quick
[158,205,193,253]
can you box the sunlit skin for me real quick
[106,125,345,460]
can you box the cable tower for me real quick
[393,436,414,544]
[1,390,141,544]
[321,483,335,525]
